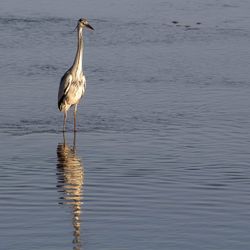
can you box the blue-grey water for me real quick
[1,0,250,249]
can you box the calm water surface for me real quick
[1,0,250,249]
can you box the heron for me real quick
[58,18,94,132]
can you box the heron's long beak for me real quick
[86,23,94,30]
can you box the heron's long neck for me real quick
[72,27,84,75]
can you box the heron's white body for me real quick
[58,71,86,112]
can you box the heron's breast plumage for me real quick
[58,73,86,112]
[66,77,86,104]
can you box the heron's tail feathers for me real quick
[58,95,66,112]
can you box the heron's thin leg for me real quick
[74,105,78,132]
[73,130,76,153]
[63,131,66,146]
[63,111,67,132]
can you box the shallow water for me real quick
[1,0,250,249]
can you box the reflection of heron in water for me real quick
[57,132,84,250]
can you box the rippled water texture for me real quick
[1,0,250,249]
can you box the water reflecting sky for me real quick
[1,0,250,249]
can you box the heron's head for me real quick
[78,18,94,30]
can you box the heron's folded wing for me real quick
[58,72,73,101]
